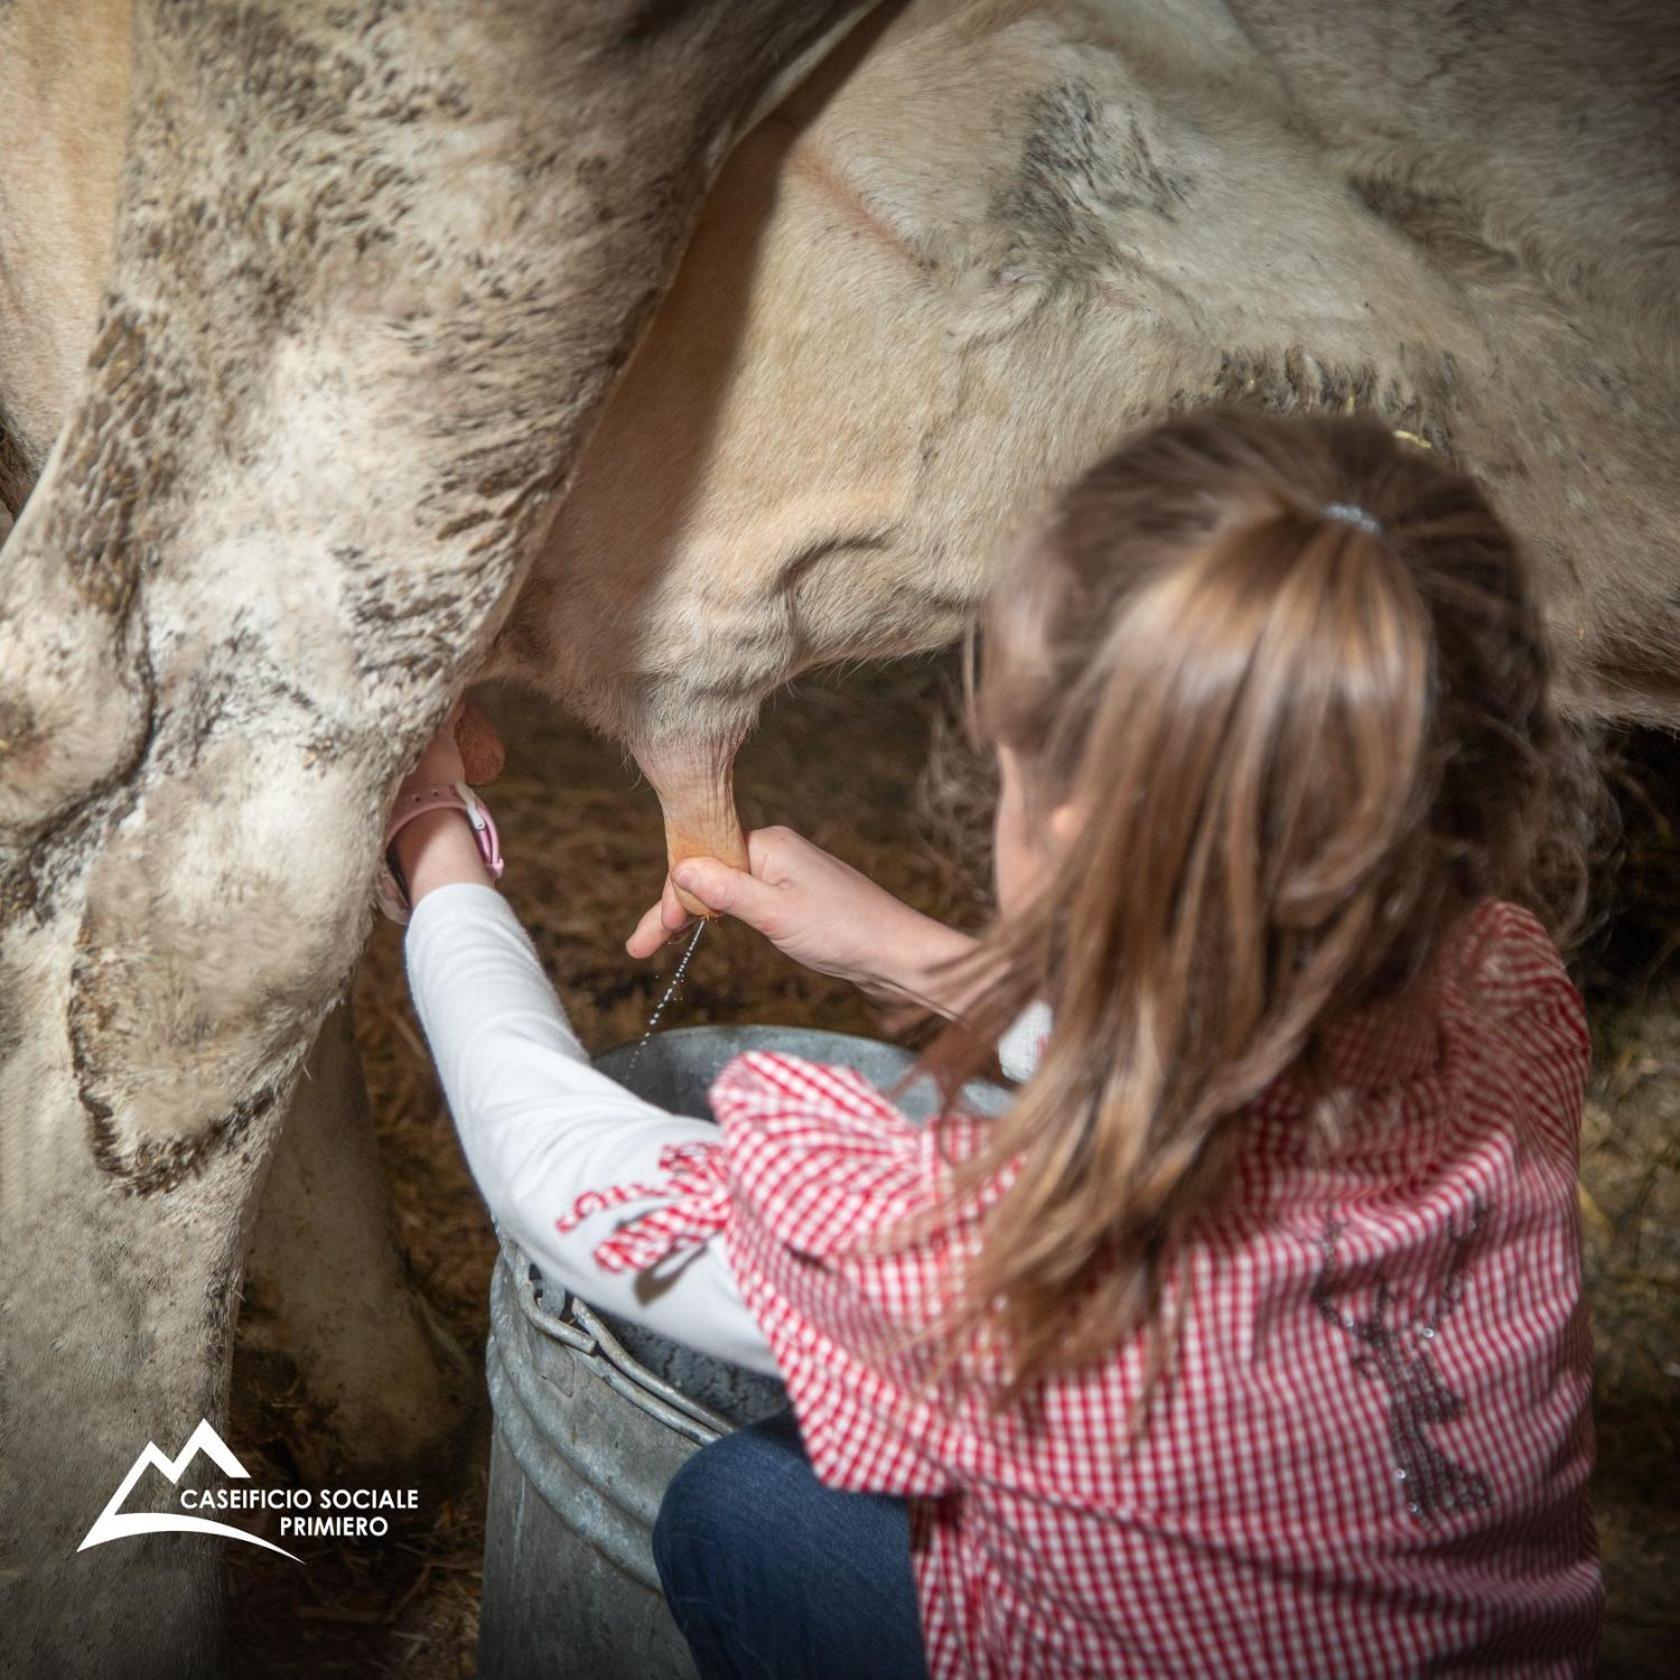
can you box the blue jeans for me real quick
[653,1408,929,1680]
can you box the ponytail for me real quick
[902,408,1579,1413]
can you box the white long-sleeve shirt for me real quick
[403,881,1044,1378]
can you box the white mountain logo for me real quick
[78,1418,301,1562]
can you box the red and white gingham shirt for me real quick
[588,900,1601,1677]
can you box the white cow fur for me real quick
[493,0,1680,876]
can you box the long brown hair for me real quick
[911,407,1593,1411]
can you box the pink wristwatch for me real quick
[375,780,505,926]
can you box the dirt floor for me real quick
[225,659,1679,1677]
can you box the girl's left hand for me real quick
[384,694,506,911]
[397,694,505,800]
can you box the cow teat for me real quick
[631,731,751,918]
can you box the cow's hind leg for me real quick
[0,5,870,1675]
[0,906,273,1680]
[239,996,473,1486]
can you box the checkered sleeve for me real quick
[701,1050,982,1499]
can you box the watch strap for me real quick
[375,781,504,926]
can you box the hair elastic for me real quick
[1322,502,1383,536]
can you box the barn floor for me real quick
[225,660,1679,1678]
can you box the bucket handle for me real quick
[501,1239,734,1442]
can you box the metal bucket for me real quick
[479,1026,1005,1680]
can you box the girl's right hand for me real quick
[626,826,977,1008]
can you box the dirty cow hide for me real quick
[0,4,868,1678]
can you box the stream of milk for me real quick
[627,920,706,1071]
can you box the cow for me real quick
[1,1,1675,1675]
[492,0,1680,870]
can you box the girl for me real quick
[386,409,1602,1677]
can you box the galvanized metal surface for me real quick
[596,1023,1010,1125]
[478,1025,1006,1679]
[482,1245,711,1680]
